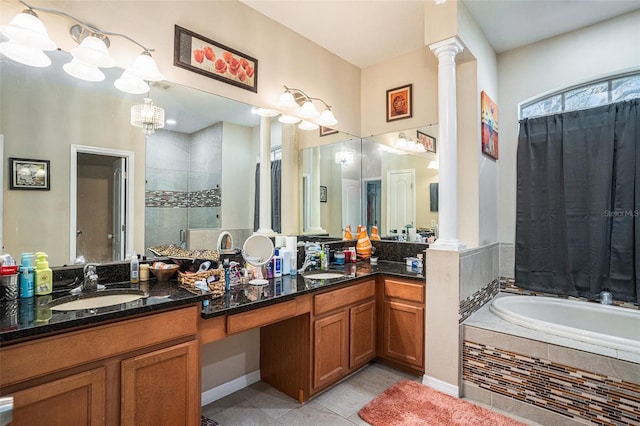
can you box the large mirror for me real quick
[300,125,439,240]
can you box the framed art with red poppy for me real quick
[386,84,412,122]
[174,25,258,93]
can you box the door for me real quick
[383,300,424,369]
[364,179,382,235]
[10,368,106,426]
[112,157,126,260]
[313,310,348,390]
[387,169,415,235]
[349,300,376,368]
[341,178,361,233]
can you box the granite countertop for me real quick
[0,261,423,345]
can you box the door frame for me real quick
[70,145,134,264]
[386,168,416,235]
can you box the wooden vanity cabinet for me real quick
[378,277,425,374]
[312,279,376,393]
[0,305,200,426]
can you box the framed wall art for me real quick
[417,130,436,153]
[386,84,412,122]
[174,25,258,93]
[319,126,338,137]
[481,91,499,159]
[9,157,50,190]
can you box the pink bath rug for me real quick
[358,380,526,426]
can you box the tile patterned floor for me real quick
[202,362,541,425]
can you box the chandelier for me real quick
[131,98,165,135]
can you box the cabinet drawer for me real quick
[314,280,375,316]
[227,300,297,334]
[384,279,424,303]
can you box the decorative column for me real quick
[429,37,465,251]
[256,116,274,235]
[306,146,326,234]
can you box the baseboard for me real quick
[422,375,459,397]
[201,370,261,406]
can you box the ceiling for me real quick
[240,0,640,68]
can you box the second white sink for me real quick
[50,290,146,311]
[303,272,344,280]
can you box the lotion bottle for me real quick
[273,249,283,278]
[130,251,139,284]
[34,252,52,295]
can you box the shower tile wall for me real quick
[145,125,222,250]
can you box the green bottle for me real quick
[34,252,53,295]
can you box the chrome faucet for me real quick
[599,288,613,305]
[83,263,99,292]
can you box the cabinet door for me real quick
[313,310,348,390]
[349,300,376,369]
[10,367,106,426]
[383,300,424,369]
[121,340,199,426]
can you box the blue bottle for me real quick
[19,253,35,298]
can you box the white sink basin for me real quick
[50,290,146,311]
[303,272,345,280]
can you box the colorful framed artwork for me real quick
[320,186,327,203]
[417,130,436,153]
[481,91,499,159]
[174,25,258,93]
[386,84,412,122]
[9,157,50,190]
[319,126,338,137]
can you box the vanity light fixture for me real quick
[130,97,165,135]
[254,108,280,117]
[395,132,426,154]
[278,114,301,124]
[428,161,439,169]
[277,85,338,127]
[298,120,319,131]
[0,0,163,89]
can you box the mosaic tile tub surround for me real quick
[463,338,640,425]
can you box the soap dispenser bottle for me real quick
[130,251,139,284]
[34,252,52,295]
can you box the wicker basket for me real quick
[178,269,225,299]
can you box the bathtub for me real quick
[490,295,640,355]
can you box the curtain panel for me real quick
[515,99,639,303]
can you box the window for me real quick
[520,72,640,119]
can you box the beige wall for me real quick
[497,10,640,247]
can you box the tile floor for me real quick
[201,362,541,425]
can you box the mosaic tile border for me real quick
[459,279,499,323]
[145,188,221,208]
[463,340,640,425]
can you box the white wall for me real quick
[497,10,640,251]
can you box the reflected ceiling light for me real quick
[0,1,163,89]
[165,119,177,125]
[131,97,165,134]
[335,150,354,166]
[278,114,301,124]
[255,108,280,117]
[63,58,105,81]
[114,70,150,94]
[278,85,338,126]
[298,120,319,131]
[428,161,439,169]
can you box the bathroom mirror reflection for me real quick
[300,125,439,240]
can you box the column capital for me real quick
[428,36,464,57]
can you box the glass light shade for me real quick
[114,70,150,94]
[298,120,319,131]
[255,108,279,117]
[299,100,319,118]
[318,108,338,126]
[428,161,439,169]
[126,52,164,82]
[278,91,298,109]
[71,35,115,68]
[63,58,105,82]
[396,134,408,149]
[0,11,56,50]
[0,41,51,67]
[131,97,165,134]
[278,114,301,124]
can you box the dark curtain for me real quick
[515,99,639,303]
[253,159,282,233]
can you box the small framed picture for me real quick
[9,157,50,190]
[417,130,436,153]
[386,84,412,122]
[481,91,499,160]
[320,186,327,203]
[319,126,338,137]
